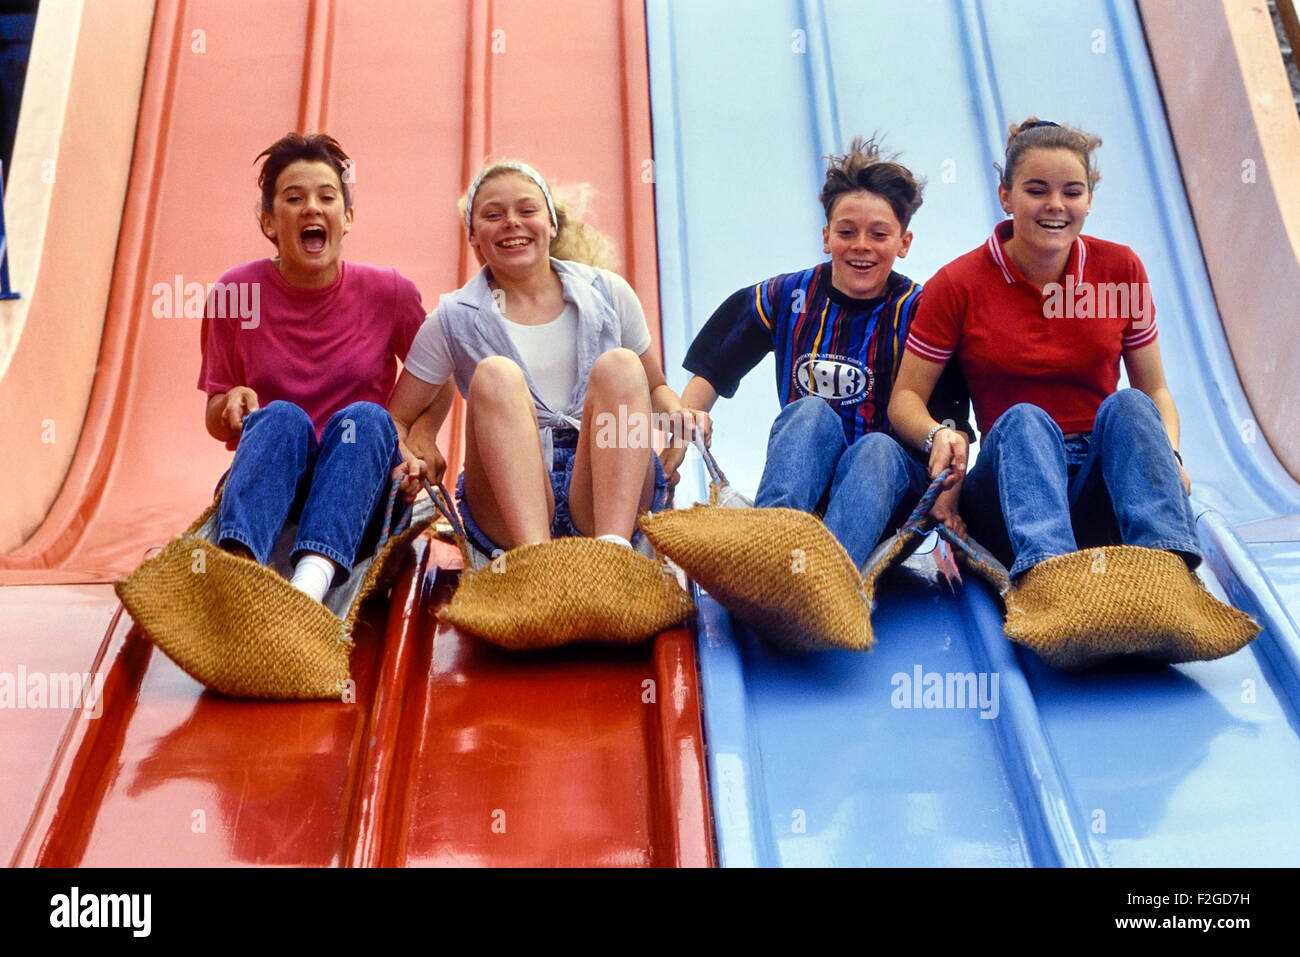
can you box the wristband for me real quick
[924,423,951,454]
[1172,449,1183,465]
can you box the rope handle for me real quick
[420,478,466,539]
[692,431,731,490]
[901,468,952,534]
[377,476,413,549]
[376,475,474,570]
[899,467,1009,582]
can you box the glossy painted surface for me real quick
[2,0,713,867]
[389,550,711,867]
[647,0,1300,865]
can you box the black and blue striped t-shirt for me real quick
[684,264,972,448]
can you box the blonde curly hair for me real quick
[460,160,621,273]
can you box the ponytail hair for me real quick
[996,117,1102,190]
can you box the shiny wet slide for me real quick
[2,0,710,866]
[649,0,1300,865]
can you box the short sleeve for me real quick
[682,284,773,399]
[602,270,653,355]
[389,271,427,361]
[905,270,962,364]
[197,296,239,397]
[401,307,455,387]
[1121,250,1158,352]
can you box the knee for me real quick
[324,401,395,444]
[772,396,841,439]
[844,431,912,486]
[587,348,648,399]
[468,356,529,404]
[848,431,907,469]
[990,403,1059,441]
[253,400,314,440]
[1095,388,1161,434]
[782,395,839,427]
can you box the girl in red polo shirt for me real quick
[888,118,1199,584]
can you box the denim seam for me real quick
[217,528,265,565]
[333,439,397,571]
[1009,550,1066,577]
[292,538,352,569]
[1134,538,1202,555]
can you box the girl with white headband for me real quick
[389,160,708,560]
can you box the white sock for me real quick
[596,533,633,549]
[290,553,338,602]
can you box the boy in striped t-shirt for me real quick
[666,136,971,567]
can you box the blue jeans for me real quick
[961,390,1201,579]
[755,396,929,567]
[217,400,401,576]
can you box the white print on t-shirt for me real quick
[794,353,872,405]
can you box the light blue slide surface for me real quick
[646,0,1300,866]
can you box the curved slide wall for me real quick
[0,0,155,557]
[648,0,1300,866]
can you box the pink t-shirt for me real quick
[198,259,425,449]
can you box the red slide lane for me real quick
[1,0,712,867]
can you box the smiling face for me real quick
[467,172,557,276]
[259,159,352,289]
[998,147,1091,269]
[822,191,912,299]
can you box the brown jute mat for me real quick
[115,492,431,700]
[639,505,872,652]
[1003,545,1260,670]
[439,536,695,650]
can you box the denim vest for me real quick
[437,259,623,469]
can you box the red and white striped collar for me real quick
[985,219,1086,285]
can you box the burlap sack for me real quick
[439,537,695,650]
[115,492,431,700]
[638,505,872,652]
[1003,545,1260,670]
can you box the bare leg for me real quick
[462,357,555,548]
[568,349,657,539]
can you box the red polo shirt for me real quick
[906,221,1158,435]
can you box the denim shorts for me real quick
[455,428,669,557]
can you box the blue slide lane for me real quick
[647,0,1300,865]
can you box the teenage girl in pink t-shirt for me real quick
[197,133,425,601]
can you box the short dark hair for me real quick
[255,132,352,213]
[820,135,924,230]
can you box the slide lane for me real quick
[648,0,1300,865]
[2,0,712,867]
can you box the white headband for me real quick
[464,161,558,236]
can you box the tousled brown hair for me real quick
[256,132,352,213]
[820,135,924,230]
